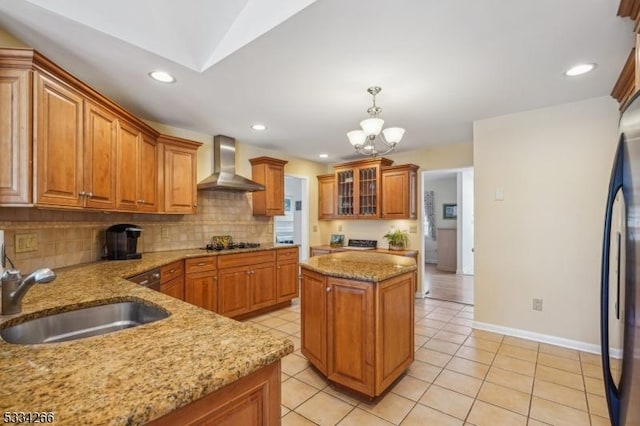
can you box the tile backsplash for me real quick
[0,191,273,273]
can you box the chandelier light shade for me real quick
[347,86,404,156]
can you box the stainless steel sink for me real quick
[0,301,170,344]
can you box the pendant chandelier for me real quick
[347,86,405,157]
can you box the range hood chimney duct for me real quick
[197,135,265,192]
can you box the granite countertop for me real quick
[300,251,417,282]
[0,246,296,425]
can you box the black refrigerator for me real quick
[602,93,640,426]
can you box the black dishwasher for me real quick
[128,268,161,291]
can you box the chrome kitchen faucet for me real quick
[1,268,56,315]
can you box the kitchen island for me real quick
[299,251,416,398]
[0,249,294,425]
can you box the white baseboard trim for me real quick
[473,321,622,359]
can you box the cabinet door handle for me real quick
[79,191,86,197]
[169,268,176,273]
[326,287,331,292]
[197,262,207,266]
[87,192,93,198]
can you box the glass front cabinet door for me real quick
[334,158,392,219]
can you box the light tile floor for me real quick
[242,298,612,426]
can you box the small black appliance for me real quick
[106,224,143,260]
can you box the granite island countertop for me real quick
[300,251,417,281]
[0,246,296,425]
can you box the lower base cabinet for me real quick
[160,260,185,300]
[148,360,281,426]
[301,268,415,398]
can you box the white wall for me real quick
[473,96,619,347]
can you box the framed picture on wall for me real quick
[443,203,457,219]
[284,196,293,218]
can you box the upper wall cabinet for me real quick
[159,135,200,214]
[0,47,201,213]
[318,158,418,220]
[250,156,288,216]
[612,0,640,108]
[381,164,418,219]
[317,174,336,220]
[34,71,85,208]
[0,68,32,205]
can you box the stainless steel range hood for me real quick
[197,135,265,192]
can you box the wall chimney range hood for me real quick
[197,135,265,192]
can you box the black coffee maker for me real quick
[105,224,143,260]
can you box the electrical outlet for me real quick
[409,225,417,233]
[15,233,38,253]
[338,225,343,232]
[532,298,543,311]
[313,225,318,232]
[161,227,170,240]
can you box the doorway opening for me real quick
[274,175,309,261]
[421,167,474,305]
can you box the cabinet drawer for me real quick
[161,260,184,283]
[218,250,275,269]
[185,256,217,274]
[277,247,299,263]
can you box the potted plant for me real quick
[383,229,409,250]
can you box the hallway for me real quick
[424,263,474,305]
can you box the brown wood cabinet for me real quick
[159,135,199,214]
[250,156,288,216]
[317,157,417,220]
[317,174,336,220]
[335,157,392,218]
[34,71,85,208]
[218,251,277,318]
[0,47,201,213]
[83,100,118,209]
[276,247,299,302]
[161,260,185,300]
[185,257,217,311]
[381,164,418,219]
[300,267,415,398]
[0,68,31,205]
[116,121,158,212]
[148,360,281,426]
[613,0,640,108]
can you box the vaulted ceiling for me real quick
[0,0,633,162]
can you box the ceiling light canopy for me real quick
[251,124,267,131]
[347,86,404,157]
[319,153,328,158]
[565,63,596,77]
[149,70,176,83]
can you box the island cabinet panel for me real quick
[276,247,299,302]
[34,71,84,208]
[185,257,217,311]
[0,68,32,205]
[148,360,281,426]
[301,269,328,374]
[300,264,415,398]
[83,100,118,209]
[327,278,374,395]
[376,273,415,390]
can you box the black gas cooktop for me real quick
[201,242,261,251]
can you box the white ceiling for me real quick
[0,0,634,163]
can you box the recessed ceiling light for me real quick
[149,70,176,83]
[564,63,596,77]
[251,124,267,131]
[319,154,329,158]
